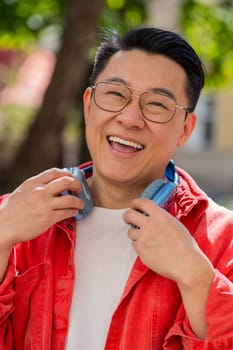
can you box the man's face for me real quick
[83,49,196,191]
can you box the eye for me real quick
[143,93,174,112]
[107,89,125,98]
[148,100,167,109]
[105,86,129,102]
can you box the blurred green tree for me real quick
[0,0,146,191]
[182,0,233,88]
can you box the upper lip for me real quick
[107,135,144,150]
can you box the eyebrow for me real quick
[150,87,176,101]
[103,77,177,101]
[105,77,127,85]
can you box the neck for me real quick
[88,176,145,209]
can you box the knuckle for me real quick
[60,176,75,187]
[41,167,64,180]
[31,187,47,205]
[21,177,34,188]
[69,195,84,208]
[48,167,62,176]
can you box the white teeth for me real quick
[108,136,144,150]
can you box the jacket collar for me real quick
[56,163,209,234]
[171,166,209,221]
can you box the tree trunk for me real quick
[5,0,105,191]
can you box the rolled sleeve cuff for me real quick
[165,269,233,349]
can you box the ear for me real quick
[177,113,196,147]
[83,87,92,124]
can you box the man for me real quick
[0,27,232,349]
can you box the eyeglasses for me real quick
[91,81,191,124]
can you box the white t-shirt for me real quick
[66,207,137,350]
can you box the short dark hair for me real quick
[89,27,205,111]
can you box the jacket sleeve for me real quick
[164,269,233,349]
[0,248,16,350]
[164,208,233,349]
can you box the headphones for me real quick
[62,166,94,220]
[63,160,179,220]
[140,159,179,206]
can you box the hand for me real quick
[0,168,84,248]
[123,198,213,286]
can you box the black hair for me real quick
[89,27,205,111]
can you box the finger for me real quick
[45,176,82,196]
[51,193,84,210]
[52,208,81,222]
[127,225,141,241]
[123,208,146,229]
[23,168,74,188]
[131,197,157,214]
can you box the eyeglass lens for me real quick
[94,82,177,123]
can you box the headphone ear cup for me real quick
[139,160,179,207]
[62,167,94,220]
[140,179,164,199]
[140,180,176,208]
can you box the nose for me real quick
[115,100,145,129]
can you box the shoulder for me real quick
[174,165,233,231]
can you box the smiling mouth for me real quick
[108,135,144,151]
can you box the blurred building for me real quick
[148,0,233,200]
[0,48,55,107]
[175,92,233,199]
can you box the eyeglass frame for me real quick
[90,81,192,124]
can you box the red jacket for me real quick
[0,166,233,349]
